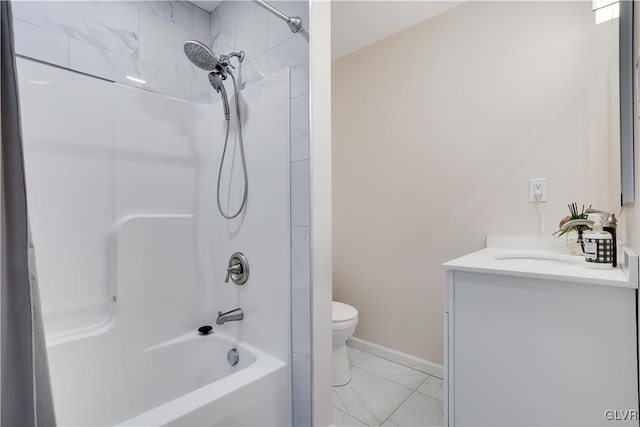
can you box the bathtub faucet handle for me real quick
[225,253,249,285]
[225,263,242,283]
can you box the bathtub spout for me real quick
[216,308,244,325]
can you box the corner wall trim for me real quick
[347,337,444,380]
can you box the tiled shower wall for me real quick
[208,2,312,425]
[12,1,312,425]
[12,1,213,103]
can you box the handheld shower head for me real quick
[183,40,219,71]
[184,38,247,219]
[209,72,230,120]
[184,40,234,120]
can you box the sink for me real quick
[494,254,583,267]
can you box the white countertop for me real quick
[442,236,638,289]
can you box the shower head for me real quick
[209,72,230,120]
[184,40,219,71]
[185,39,244,122]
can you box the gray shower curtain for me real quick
[0,1,56,426]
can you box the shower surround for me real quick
[19,51,292,424]
[13,0,311,425]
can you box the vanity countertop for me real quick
[443,236,639,289]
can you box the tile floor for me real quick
[332,345,444,427]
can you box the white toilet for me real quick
[332,301,359,386]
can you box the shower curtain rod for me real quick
[253,0,302,33]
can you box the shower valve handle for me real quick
[225,263,243,283]
[225,252,249,285]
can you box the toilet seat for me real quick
[332,301,358,322]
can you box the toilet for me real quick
[332,301,359,386]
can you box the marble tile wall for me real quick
[12,1,213,103]
[208,1,311,425]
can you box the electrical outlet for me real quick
[529,178,548,202]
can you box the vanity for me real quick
[443,236,639,426]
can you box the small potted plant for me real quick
[554,203,592,255]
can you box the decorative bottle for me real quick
[583,213,613,269]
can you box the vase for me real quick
[565,229,585,256]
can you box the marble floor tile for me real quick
[416,375,444,402]
[333,387,348,412]
[358,355,428,390]
[333,406,369,427]
[347,345,373,366]
[332,367,412,426]
[381,392,444,427]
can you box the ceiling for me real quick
[190,1,462,60]
[332,1,463,60]
[190,1,223,12]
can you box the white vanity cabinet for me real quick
[444,247,639,427]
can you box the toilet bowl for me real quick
[332,301,358,386]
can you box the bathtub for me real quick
[39,214,293,426]
[47,330,289,426]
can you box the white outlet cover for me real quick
[529,178,548,202]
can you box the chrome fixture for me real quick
[227,348,240,366]
[225,252,249,285]
[216,308,244,325]
[184,40,245,74]
[183,40,248,219]
[184,40,220,70]
[253,0,302,33]
[207,72,230,119]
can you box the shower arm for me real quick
[253,0,302,33]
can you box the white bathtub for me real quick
[48,331,289,426]
[40,214,292,427]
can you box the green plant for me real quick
[553,203,591,237]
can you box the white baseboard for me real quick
[347,337,444,380]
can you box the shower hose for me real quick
[217,71,248,219]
